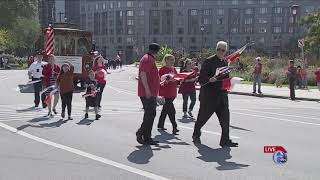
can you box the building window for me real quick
[191,37,196,43]
[138,2,144,7]
[151,1,158,7]
[177,0,184,7]
[204,18,210,25]
[127,28,133,35]
[117,2,121,8]
[257,18,268,24]
[288,27,294,33]
[232,0,239,5]
[103,3,106,9]
[190,9,198,16]
[217,18,224,25]
[245,18,253,24]
[289,17,294,23]
[127,1,133,7]
[178,37,183,43]
[127,19,134,25]
[217,9,224,15]
[177,28,184,34]
[127,37,133,43]
[139,10,144,16]
[246,0,254,4]
[81,5,86,12]
[231,27,239,33]
[95,4,99,10]
[260,0,267,4]
[273,27,282,33]
[258,8,268,14]
[117,37,122,43]
[204,9,212,16]
[110,2,113,9]
[245,8,254,14]
[275,0,282,3]
[259,27,267,33]
[245,27,253,33]
[273,7,283,14]
[127,10,134,17]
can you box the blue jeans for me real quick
[253,74,262,93]
[182,91,196,112]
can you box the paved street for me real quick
[0,67,319,180]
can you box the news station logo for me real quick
[264,146,287,164]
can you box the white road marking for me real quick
[234,108,320,121]
[166,123,240,139]
[233,112,320,126]
[0,122,171,180]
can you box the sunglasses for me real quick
[217,48,226,52]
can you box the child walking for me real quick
[178,59,198,118]
[157,54,179,134]
[92,56,107,109]
[57,62,74,120]
[83,71,101,120]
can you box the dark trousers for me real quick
[97,83,106,106]
[289,78,296,100]
[61,91,73,116]
[33,78,45,106]
[193,91,230,144]
[158,98,177,129]
[182,91,196,112]
[137,97,157,140]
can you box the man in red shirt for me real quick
[252,57,263,94]
[136,43,160,145]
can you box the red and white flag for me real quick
[225,44,248,62]
[160,72,194,85]
[45,25,54,56]
[222,77,243,91]
[215,66,232,77]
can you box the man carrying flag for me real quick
[192,41,238,147]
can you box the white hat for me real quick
[216,41,228,51]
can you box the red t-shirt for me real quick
[42,64,60,87]
[92,64,107,84]
[159,66,178,98]
[178,69,197,94]
[315,69,320,82]
[138,53,160,97]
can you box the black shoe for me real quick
[85,113,88,119]
[68,116,73,120]
[144,139,159,145]
[61,112,65,119]
[173,128,180,135]
[220,140,239,147]
[188,111,194,118]
[157,127,167,131]
[35,104,39,108]
[252,92,256,94]
[42,104,47,108]
[136,132,144,144]
[192,136,201,144]
[95,114,101,120]
[258,91,263,94]
[53,109,58,114]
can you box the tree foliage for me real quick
[156,46,173,62]
[300,11,320,58]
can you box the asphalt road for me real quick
[0,66,319,180]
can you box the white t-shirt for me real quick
[28,61,47,78]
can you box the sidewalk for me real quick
[229,84,320,101]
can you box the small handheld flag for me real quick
[226,44,248,62]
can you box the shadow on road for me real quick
[29,116,51,123]
[17,119,69,131]
[16,106,40,113]
[127,145,161,164]
[230,125,253,132]
[195,144,250,171]
[77,118,95,126]
[154,130,190,146]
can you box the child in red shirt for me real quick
[92,56,107,108]
[157,54,179,134]
[178,59,198,118]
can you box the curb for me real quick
[195,86,320,102]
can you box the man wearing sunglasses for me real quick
[192,41,238,147]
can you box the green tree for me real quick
[300,11,320,60]
[0,29,15,52]
[156,46,173,62]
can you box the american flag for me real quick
[226,43,248,62]
[45,25,54,56]
[215,66,232,77]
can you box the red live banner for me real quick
[264,146,287,153]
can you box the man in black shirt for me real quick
[287,60,297,100]
[193,41,238,147]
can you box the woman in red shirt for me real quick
[178,59,198,118]
[42,55,60,116]
[157,54,179,134]
[315,67,320,91]
[92,56,107,108]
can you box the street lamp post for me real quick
[291,5,299,59]
[200,25,204,59]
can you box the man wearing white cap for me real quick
[192,41,238,147]
[252,57,263,94]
